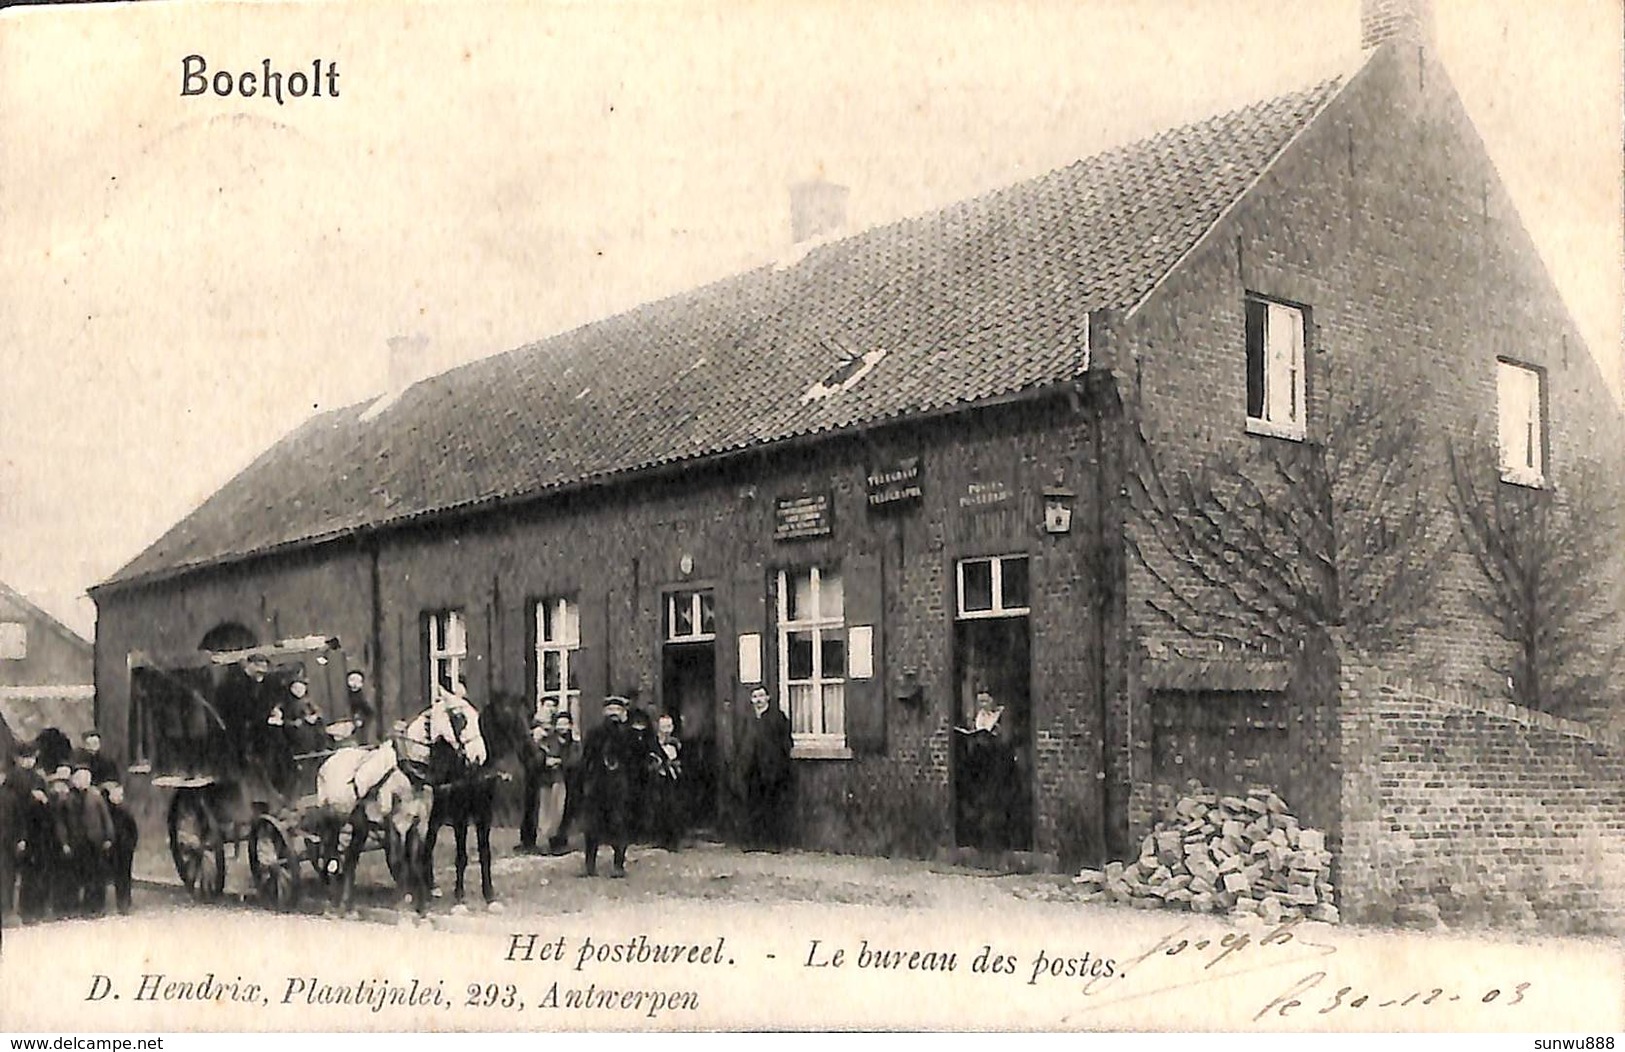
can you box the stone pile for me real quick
[1073,783,1339,923]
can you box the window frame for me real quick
[776,565,847,751]
[0,621,25,660]
[534,596,582,725]
[665,588,717,644]
[1496,358,1548,488]
[426,608,467,697]
[1244,294,1309,442]
[955,554,1032,621]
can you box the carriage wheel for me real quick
[248,817,302,912]
[168,791,226,902]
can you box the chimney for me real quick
[790,179,849,244]
[1360,0,1435,51]
[385,333,433,393]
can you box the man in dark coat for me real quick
[735,686,793,850]
[578,696,641,878]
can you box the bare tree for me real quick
[1446,437,1624,717]
[1125,381,1446,654]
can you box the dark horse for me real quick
[420,691,530,908]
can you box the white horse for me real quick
[312,687,489,913]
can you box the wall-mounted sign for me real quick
[959,480,1011,511]
[774,492,834,541]
[866,457,923,509]
[738,633,763,684]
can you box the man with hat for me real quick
[578,695,641,877]
[4,742,49,922]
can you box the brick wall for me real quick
[95,396,1124,868]
[1339,658,1625,934]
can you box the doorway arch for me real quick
[198,622,258,653]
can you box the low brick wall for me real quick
[1339,665,1625,934]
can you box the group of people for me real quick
[1,730,137,925]
[515,684,794,877]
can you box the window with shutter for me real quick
[1244,295,1307,441]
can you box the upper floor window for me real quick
[425,609,466,696]
[777,567,845,747]
[666,589,716,643]
[1497,360,1546,487]
[535,597,581,723]
[1245,296,1307,441]
[956,556,1030,619]
[0,622,25,660]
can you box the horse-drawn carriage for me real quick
[129,636,416,911]
[131,636,528,914]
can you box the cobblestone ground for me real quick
[133,824,1080,915]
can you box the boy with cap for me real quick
[45,766,79,918]
[69,764,115,916]
[5,743,49,922]
[72,729,136,915]
[547,710,582,855]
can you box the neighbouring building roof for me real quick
[0,580,92,655]
[100,72,1350,591]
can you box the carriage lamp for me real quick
[1042,485,1076,534]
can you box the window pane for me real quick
[1245,299,1266,419]
[961,560,994,613]
[819,571,844,620]
[1266,304,1301,424]
[673,594,694,636]
[562,600,580,645]
[787,570,815,622]
[788,684,816,734]
[539,601,555,643]
[699,591,716,634]
[566,654,580,691]
[821,683,844,736]
[448,612,467,654]
[542,650,562,693]
[1001,556,1030,610]
[821,632,846,679]
[787,630,815,680]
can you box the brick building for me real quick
[89,0,1625,873]
[0,580,95,762]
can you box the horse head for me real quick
[479,691,531,765]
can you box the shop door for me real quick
[662,589,719,829]
[951,554,1033,852]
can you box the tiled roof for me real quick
[101,74,1347,590]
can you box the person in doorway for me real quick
[578,695,641,877]
[955,686,1019,851]
[735,686,793,851]
[547,710,582,855]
